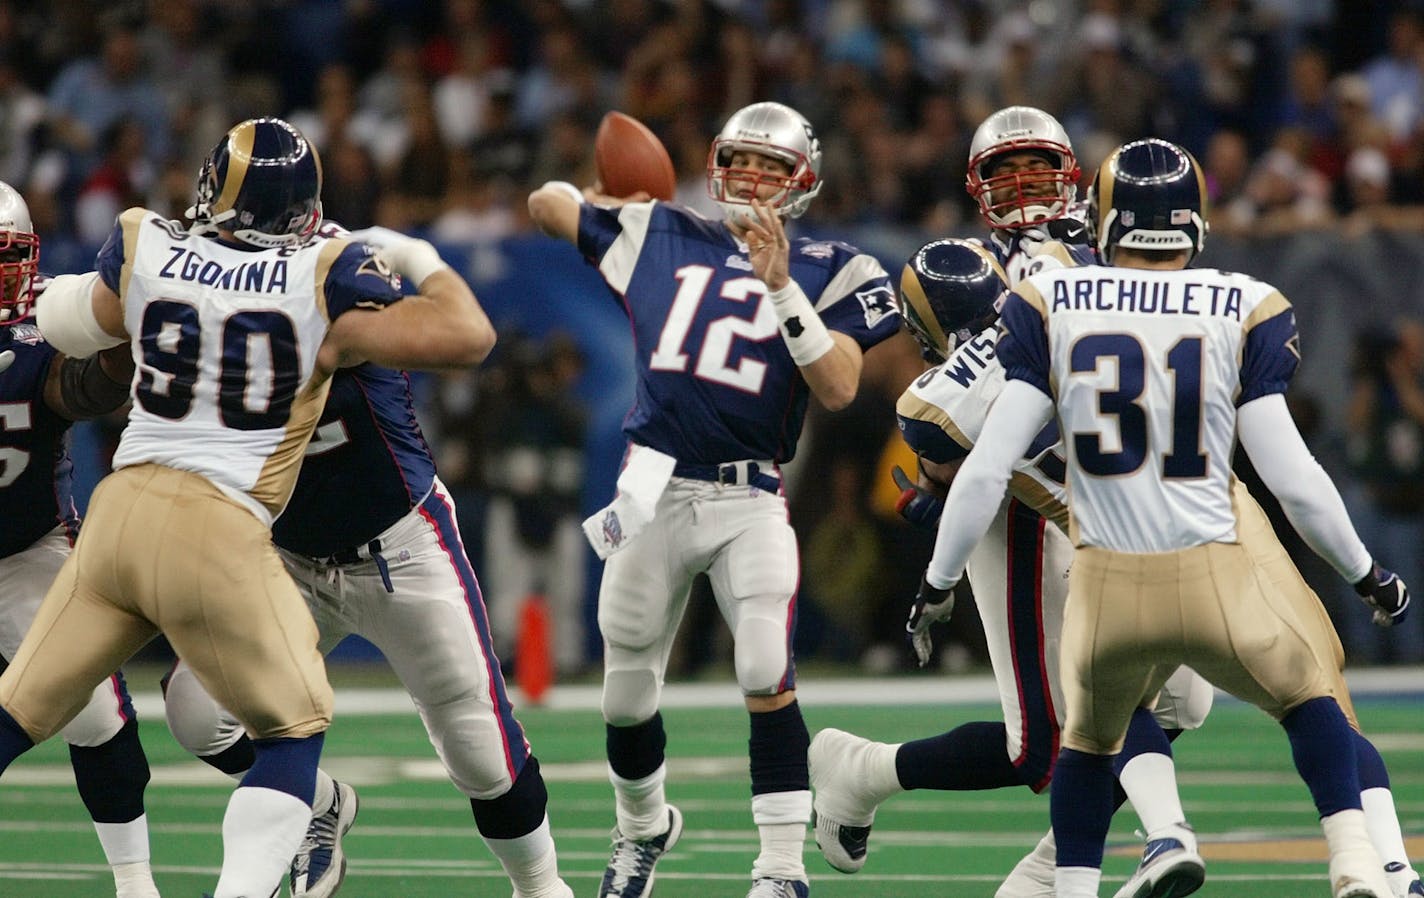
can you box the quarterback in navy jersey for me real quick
[160,225,574,898]
[529,101,899,898]
[0,181,160,898]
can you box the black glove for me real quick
[1354,563,1411,628]
[892,465,944,529]
[906,573,956,667]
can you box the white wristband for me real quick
[543,180,585,205]
[766,280,835,367]
[391,238,451,286]
[36,272,124,357]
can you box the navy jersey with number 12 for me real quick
[578,202,900,464]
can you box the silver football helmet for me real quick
[707,101,822,221]
[0,181,38,323]
[966,106,1081,230]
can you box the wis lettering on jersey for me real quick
[1051,277,1243,319]
[941,332,997,388]
[158,246,290,293]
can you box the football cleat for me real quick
[746,877,810,897]
[809,729,899,873]
[1408,878,1424,897]
[290,781,359,898]
[995,831,1057,898]
[1331,848,1395,898]
[1111,827,1204,898]
[598,805,683,898]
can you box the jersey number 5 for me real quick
[648,265,779,393]
[135,300,302,431]
[1070,333,1207,479]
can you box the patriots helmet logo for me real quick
[601,509,624,548]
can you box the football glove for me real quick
[906,573,957,668]
[1354,563,1411,628]
[893,465,944,529]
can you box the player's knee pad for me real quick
[734,615,790,696]
[601,667,661,726]
[57,680,127,748]
[421,701,521,799]
[163,661,246,758]
[1152,667,1214,732]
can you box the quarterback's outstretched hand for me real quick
[893,465,944,529]
[1355,564,1411,628]
[907,573,956,667]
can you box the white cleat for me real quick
[1332,847,1396,898]
[996,831,1057,898]
[809,728,898,874]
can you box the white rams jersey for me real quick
[997,264,1300,553]
[897,327,1069,532]
[98,208,403,522]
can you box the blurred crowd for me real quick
[10,0,1424,253]
[9,0,1424,674]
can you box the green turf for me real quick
[0,693,1418,897]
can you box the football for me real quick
[594,111,677,201]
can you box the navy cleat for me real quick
[1112,827,1205,898]
[290,781,360,898]
[598,805,683,897]
[746,877,810,897]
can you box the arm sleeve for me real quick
[925,379,1055,588]
[1237,393,1372,582]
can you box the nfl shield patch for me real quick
[601,509,624,548]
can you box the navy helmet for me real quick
[186,117,323,247]
[1087,138,1207,263]
[896,238,1008,363]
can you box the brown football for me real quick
[594,111,677,201]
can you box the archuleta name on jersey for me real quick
[1051,276,1243,320]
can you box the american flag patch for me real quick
[1171,209,1191,224]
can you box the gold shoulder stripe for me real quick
[1242,289,1291,333]
[117,207,148,299]
[1035,241,1077,268]
[896,390,973,452]
[1014,279,1050,320]
[313,238,351,323]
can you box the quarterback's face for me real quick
[725,150,795,202]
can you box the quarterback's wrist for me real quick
[766,279,834,366]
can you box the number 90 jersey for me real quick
[577,202,900,464]
[997,264,1300,553]
[97,207,403,523]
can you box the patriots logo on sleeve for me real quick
[857,285,897,329]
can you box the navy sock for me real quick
[242,733,325,805]
[749,700,809,795]
[896,721,1028,791]
[472,755,549,839]
[1050,748,1116,869]
[0,703,34,769]
[69,717,151,823]
[1281,697,1360,817]
[1353,730,1390,791]
[607,712,666,781]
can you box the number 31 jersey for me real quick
[96,207,403,522]
[997,264,1300,553]
[577,201,900,464]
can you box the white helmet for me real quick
[0,181,38,323]
[966,106,1081,230]
[706,101,823,221]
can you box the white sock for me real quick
[1118,752,1190,842]
[751,791,810,880]
[113,860,159,898]
[610,763,668,840]
[94,814,151,866]
[1054,865,1101,898]
[1363,787,1419,881]
[311,768,336,814]
[484,814,566,897]
[213,786,315,898]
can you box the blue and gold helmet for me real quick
[896,238,1008,363]
[186,117,323,247]
[1087,138,1207,263]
